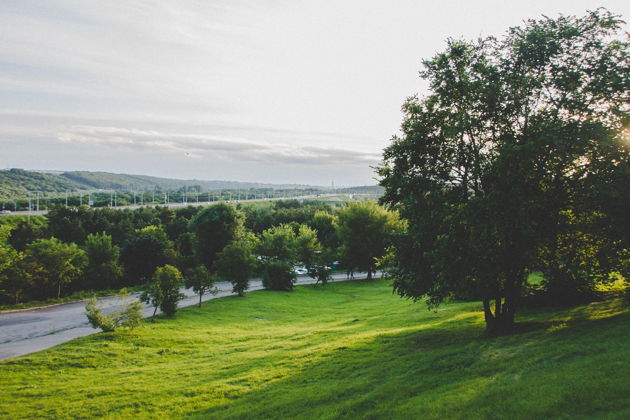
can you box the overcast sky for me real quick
[1,1,628,186]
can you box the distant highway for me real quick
[0,193,351,217]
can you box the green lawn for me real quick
[1,280,629,419]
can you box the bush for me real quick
[262,260,296,291]
[85,289,143,332]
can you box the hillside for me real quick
[60,171,317,192]
[0,168,87,200]
[336,185,384,195]
[1,280,628,419]
[0,169,327,200]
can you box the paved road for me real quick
[0,272,375,361]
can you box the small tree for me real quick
[185,265,218,307]
[85,289,143,332]
[214,234,258,297]
[141,264,185,317]
[307,248,335,286]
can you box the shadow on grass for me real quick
[187,301,630,420]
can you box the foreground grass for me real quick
[1,280,629,419]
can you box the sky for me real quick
[1,1,628,186]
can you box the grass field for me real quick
[1,279,629,419]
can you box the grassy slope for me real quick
[1,280,629,419]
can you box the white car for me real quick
[293,267,308,275]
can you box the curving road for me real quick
[0,272,375,361]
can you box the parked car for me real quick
[293,267,308,275]
[0,210,12,214]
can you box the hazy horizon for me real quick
[2,1,628,185]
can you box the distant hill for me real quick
[336,185,384,195]
[0,169,328,200]
[59,171,313,192]
[0,168,87,200]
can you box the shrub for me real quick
[262,260,295,291]
[85,289,143,332]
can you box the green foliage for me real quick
[309,210,339,251]
[242,200,333,234]
[84,232,123,290]
[0,168,85,200]
[379,9,630,331]
[294,224,320,268]
[214,233,258,296]
[258,224,320,267]
[307,262,332,285]
[336,202,405,280]
[258,224,299,263]
[2,280,630,419]
[141,264,185,317]
[184,265,217,307]
[537,210,629,302]
[23,238,87,298]
[7,219,49,251]
[121,226,173,284]
[84,289,143,332]
[189,203,244,269]
[0,244,28,304]
[262,260,296,291]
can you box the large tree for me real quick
[84,232,123,290]
[189,203,244,269]
[379,10,629,331]
[23,238,87,298]
[120,226,173,284]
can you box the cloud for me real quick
[56,125,381,168]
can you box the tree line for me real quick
[0,199,403,306]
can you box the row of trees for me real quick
[0,200,404,305]
[379,10,629,332]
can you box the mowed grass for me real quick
[1,280,629,419]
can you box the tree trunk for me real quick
[367,265,373,280]
[483,298,494,325]
[199,293,203,307]
[484,295,517,333]
[57,282,61,298]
